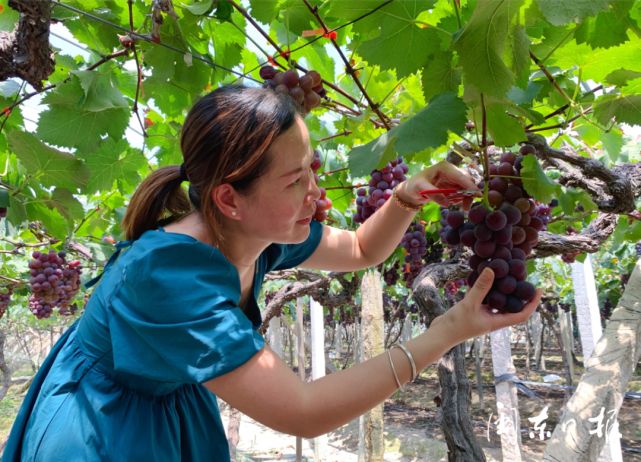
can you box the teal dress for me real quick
[3,220,324,462]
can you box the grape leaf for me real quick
[421,51,461,103]
[484,102,528,146]
[551,38,641,85]
[599,126,623,163]
[507,81,543,105]
[451,0,524,98]
[502,24,530,80]
[82,240,116,266]
[0,81,20,98]
[604,69,641,87]
[72,67,130,112]
[43,188,85,222]
[592,93,641,126]
[0,0,19,32]
[360,1,440,79]
[84,139,146,194]
[0,95,24,132]
[183,0,214,15]
[146,123,183,166]
[575,10,635,49]
[0,189,8,207]
[25,202,68,239]
[520,154,558,204]
[36,106,130,155]
[6,130,90,191]
[536,0,609,26]
[348,93,467,176]
[556,185,597,216]
[325,0,391,34]
[249,0,279,24]
[281,0,321,36]
[6,195,27,226]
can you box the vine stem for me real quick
[299,0,391,130]
[480,93,489,179]
[529,51,573,105]
[127,0,147,138]
[539,21,583,65]
[320,167,349,176]
[452,0,462,28]
[0,275,25,285]
[320,131,352,142]
[526,84,603,129]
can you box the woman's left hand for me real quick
[397,160,482,212]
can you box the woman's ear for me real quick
[212,184,240,219]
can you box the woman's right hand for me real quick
[432,268,542,344]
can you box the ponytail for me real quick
[122,165,191,241]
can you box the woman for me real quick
[3,85,541,461]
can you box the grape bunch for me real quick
[635,241,641,258]
[401,221,428,289]
[423,237,444,265]
[310,149,331,223]
[28,250,83,319]
[260,67,326,114]
[561,226,581,263]
[353,157,409,224]
[0,207,6,224]
[445,279,466,296]
[377,261,401,287]
[0,288,11,319]
[325,305,335,325]
[448,146,542,313]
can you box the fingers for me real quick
[464,268,495,306]
[462,196,473,212]
[492,288,543,330]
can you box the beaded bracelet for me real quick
[392,185,423,213]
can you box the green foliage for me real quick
[0,0,640,324]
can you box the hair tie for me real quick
[179,164,188,182]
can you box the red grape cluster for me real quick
[310,149,331,223]
[260,67,326,113]
[444,146,542,313]
[401,221,427,289]
[561,226,581,263]
[353,157,409,224]
[0,287,11,319]
[445,278,466,296]
[378,261,401,287]
[28,250,83,319]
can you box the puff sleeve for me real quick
[106,239,265,385]
[265,219,324,272]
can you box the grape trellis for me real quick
[1,0,641,460]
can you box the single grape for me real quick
[500,205,521,226]
[486,211,507,231]
[445,227,461,245]
[493,225,512,245]
[461,230,477,248]
[524,227,539,245]
[299,74,314,91]
[489,259,509,278]
[500,152,516,165]
[488,290,507,310]
[468,205,490,225]
[491,246,512,261]
[488,190,503,207]
[508,259,526,277]
[512,227,526,245]
[445,211,464,228]
[514,197,530,213]
[518,213,531,227]
[305,91,321,108]
[520,145,536,155]
[474,240,496,258]
[514,156,524,171]
[515,241,532,256]
[275,84,290,95]
[474,224,493,241]
[289,86,305,104]
[307,70,322,86]
[357,188,367,197]
[529,216,544,232]
[498,162,515,177]
[489,165,499,176]
[504,296,524,313]
[259,66,276,80]
[490,177,508,193]
[504,186,523,202]
[510,248,526,261]
[497,275,517,294]
[478,260,491,274]
[514,281,536,301]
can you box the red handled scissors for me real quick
[418,189,482,200]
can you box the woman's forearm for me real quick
[355,182,422,266]
[300,321,454,438]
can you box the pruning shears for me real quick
[418,189,482,200]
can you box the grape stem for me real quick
[480,92,490,209]
[489,175,531,180]
[0,275,25,285]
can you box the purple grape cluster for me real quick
[441,145,545,313]
[28,250,83,319]
[445,279,466,296]
[378,261,401,287]
[0,287,11,319]
[353,157,409,224]
[260,67,326,113]
[423,237,444,265]
[561,226,581,263]
[401,221,427,289]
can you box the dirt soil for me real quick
[221,347,641,462]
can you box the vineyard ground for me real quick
[0,349,639,461]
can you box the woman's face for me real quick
[238,116,321,244]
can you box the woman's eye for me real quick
[291,177,301,186]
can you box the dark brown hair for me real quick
[122,85,300,254]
